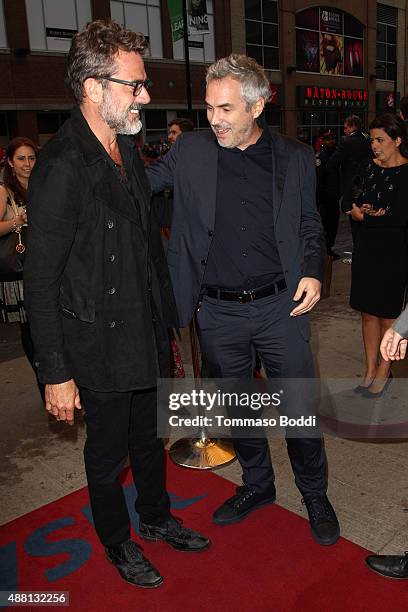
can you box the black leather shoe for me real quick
[139,515,210,552]
[105,539,163,588]
[302,494,340,546]
[213,485,276,526]
[366,552,408,579]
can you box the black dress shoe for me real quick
[213,485,276,526]
[366,552,408,579]
[302,494,340,546]
[139,515,210,552]
[105,539,163,588]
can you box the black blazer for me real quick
[24,107,178,391]
[147,130,325,340]
[327,130,372,208]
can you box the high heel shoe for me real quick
[354,381,374,394]
[361,372,393,398]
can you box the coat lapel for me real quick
[270,132,291,222]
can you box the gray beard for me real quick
[100,93,143,135]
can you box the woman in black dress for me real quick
[347,114,408,396]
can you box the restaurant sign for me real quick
[298,86,368,109]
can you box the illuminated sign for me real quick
[298,86,368,109]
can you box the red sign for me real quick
[305,86,367,101]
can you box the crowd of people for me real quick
[1,18,408,587]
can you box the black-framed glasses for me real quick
[99,77,153,97]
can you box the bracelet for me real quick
[11,219,21,233]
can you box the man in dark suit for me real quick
[147,54,339,546]
[23,19,209,590]
[327,115,372,214]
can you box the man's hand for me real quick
[45,379,82,425]
[290,277,321,317]
[380,328,408,361]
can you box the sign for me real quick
[298,86,368,109]
[320,8,343,34]
[188,40,204,48]
[268,84,281,106]
[376,91,400,112]
[167,0,184,42]
[188,0,209,35]
[45,27,76,40]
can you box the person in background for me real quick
[327,115,372,250]
[0,137,41,394]
[399,94,408,129]
[315,130,339,257]
[167,118,194,146]
[346,113,408,396]
[365,307,408,579]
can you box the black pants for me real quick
[81,387,170,548]
[319,198,340,251]
[196,289,327,497]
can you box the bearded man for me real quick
[24,19,209,589]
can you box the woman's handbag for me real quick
[0,188,26,281]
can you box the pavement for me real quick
[1,217,408,555]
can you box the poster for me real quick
[344,38,363,77]
[296,30,319,73]
[320,33,343,75]
[188,0,209,34]
[320,8,343,34]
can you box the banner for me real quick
[167,0,184,42]
[188,0,209,35]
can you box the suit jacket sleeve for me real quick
[146,136,182,193]
[24,158,79,384]
[326,141,345,201]
[299,146,326,282]
[393,306,408,338]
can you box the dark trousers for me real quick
[196,289,327,497]
[319,198,340,251]
[80,387,170,548]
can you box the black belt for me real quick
[203,279,287,304]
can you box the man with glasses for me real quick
[24,19,210,589]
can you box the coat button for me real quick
[208,230,214,237]
[107,220,114,229]
[242,251,248,257]
[108,287,116,295]
[109,321,116,328]
[201,259,207,265]
[109,253,115,262]
[241,225,247,231]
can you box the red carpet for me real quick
[1,458,407,612]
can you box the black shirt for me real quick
[203,129,283,290]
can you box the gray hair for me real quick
[206,54,271,110]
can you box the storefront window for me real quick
[245,0,279,70]
[37,112,69,145]
[297,110,366,149]
[376,3,397,81]
[25,0,92,52]
[110,0,163,59]
[296,7,364,77]
[0,1,7,48]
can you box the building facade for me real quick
[0,0,407,147]
[234,0,408,145]
[0,0,231,146]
